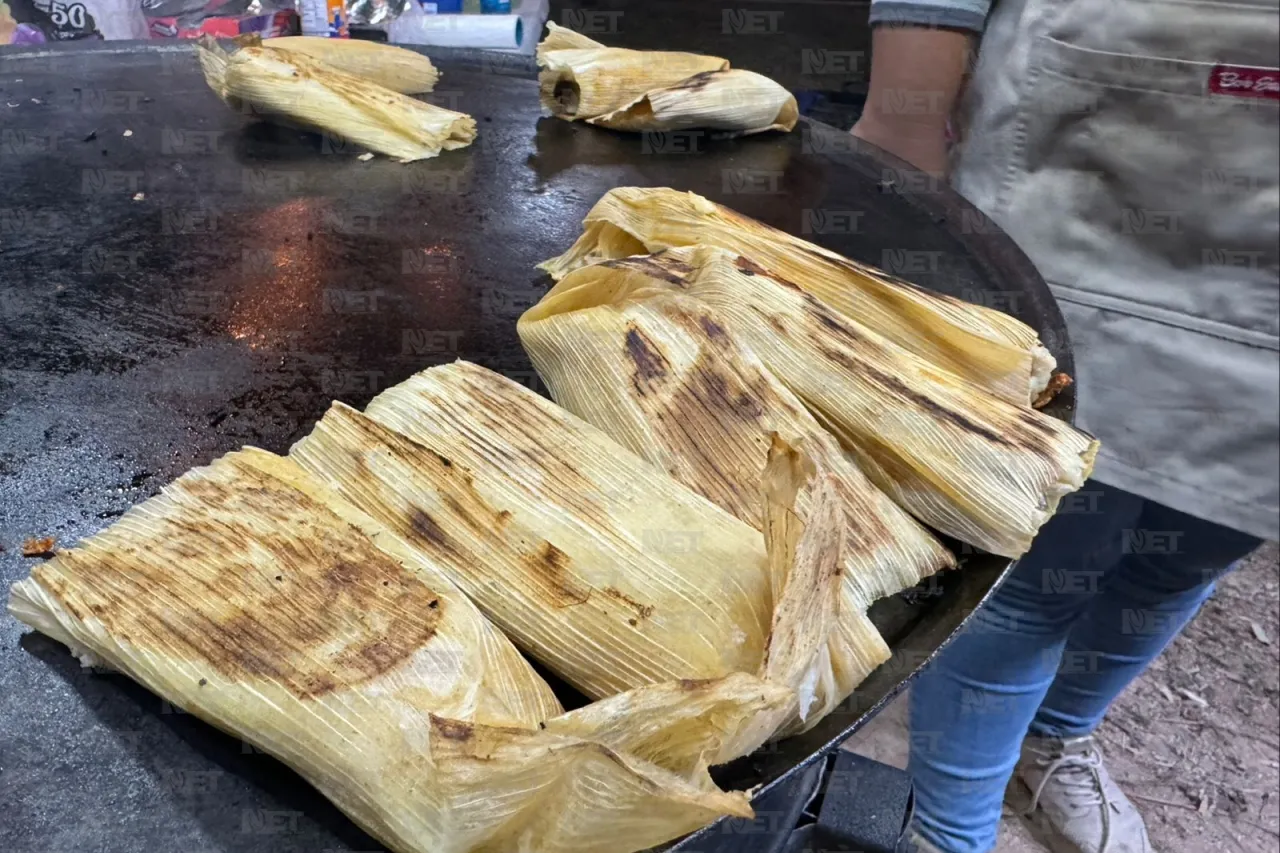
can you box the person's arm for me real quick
[851,2,990,176]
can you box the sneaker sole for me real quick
[1005,776,1095,853]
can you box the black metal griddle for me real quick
[0,40,1075,853]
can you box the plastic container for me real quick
[390,10,522,49]
[298,0,348,36]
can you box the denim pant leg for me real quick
[910,482,1143,853]
[1031,498,1263,738]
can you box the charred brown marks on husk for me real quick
[38,464,444,700]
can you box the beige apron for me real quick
[951,0,1280,540]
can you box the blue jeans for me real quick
[909,481,1262,853]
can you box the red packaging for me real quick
[146,9,299,39]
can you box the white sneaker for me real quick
[1007,734,1154,853]
[907,830,946,853]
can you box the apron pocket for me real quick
[994,36,1279,342]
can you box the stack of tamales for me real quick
[524,188,1097,558]
[7,360,888,852]
[8,186,1097,853]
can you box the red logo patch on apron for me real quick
[1208,64,1280,100]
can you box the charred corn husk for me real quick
[8,447,790,853]
[517,259,954,611]
[289,361,877,732]
[540,187,1055,404]
[263,36,440,94]
[537,23,796,135]
[196,36,474,162]
[587,69,799,135]
[538,247,1096,557]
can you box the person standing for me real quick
[850,1,1279,851]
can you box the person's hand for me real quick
[850,116,950,177]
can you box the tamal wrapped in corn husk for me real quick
[289,361,883,731]
[196,37,474,162]
[537,24,796,135]
[586,69,799,135]
[517,256,955,610]
[537,22,727,120]
[262,36,440,94]
[8,447,792,853]
[540,187,1055,404]
[537,247,1095,557]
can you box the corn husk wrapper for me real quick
[517,258,954,612]
[587,69,799,135]
[196,37,474,162]
[8,447,793,853]
[263,36,440,94]
[289,361,878,732]
[537,24,795,135]
[537,22,728,120]
[541,247,1096,557]
[540,187,1055,404]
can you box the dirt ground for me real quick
[848,541,1280,852]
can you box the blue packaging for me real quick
[480,0,512,11]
